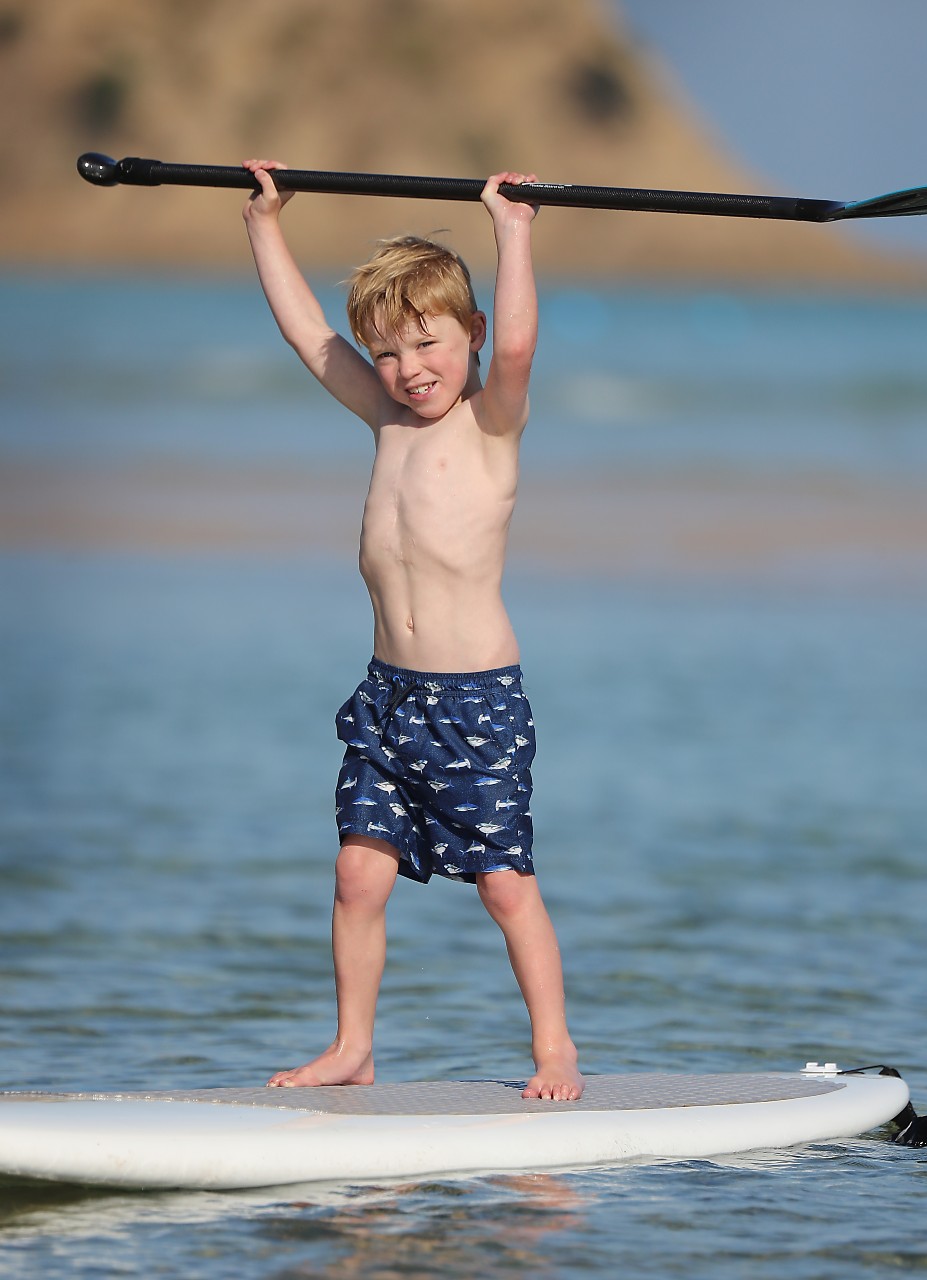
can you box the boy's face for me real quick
[364,310,486,419]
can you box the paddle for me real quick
[77,152,927,223]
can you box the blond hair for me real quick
[346,235,478,348]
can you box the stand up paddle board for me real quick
[0,1065,908,1191]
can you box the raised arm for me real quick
[242,160,382,428]
[479,171,540,436]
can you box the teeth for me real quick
[409,382,435,396]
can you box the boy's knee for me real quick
[335,838,399,907]
[477,868,537,920]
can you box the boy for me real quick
[242,159,583,1102]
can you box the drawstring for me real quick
[384,680,416,724]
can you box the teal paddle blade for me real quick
[835,185,927,219]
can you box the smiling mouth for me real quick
[407,382,437,398]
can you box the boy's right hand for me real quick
[241,159,294,222]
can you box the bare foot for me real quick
[266,1043,374,1088]
[522,1054,584,1102]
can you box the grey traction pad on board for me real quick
[1,1072,841,1117]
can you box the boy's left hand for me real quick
[481,171,540,225]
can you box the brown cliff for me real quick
[2,0,924,287]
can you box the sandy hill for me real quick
[2,0,924,288]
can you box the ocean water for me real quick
[0,275,925,1277]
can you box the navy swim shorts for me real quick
[334,659,536,884]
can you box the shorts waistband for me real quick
[367,658,523,690]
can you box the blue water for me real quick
[4,274,927,477]
[1,276,925,1277]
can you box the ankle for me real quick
[332,1036,373,1059]
[532,1037,578,1067]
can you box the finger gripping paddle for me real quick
[76,153,927,223]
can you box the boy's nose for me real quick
[397,351,421,379]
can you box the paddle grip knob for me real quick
[77,153,164,187]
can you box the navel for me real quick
[405,616,415,632]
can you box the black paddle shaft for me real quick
[77,153,845,222]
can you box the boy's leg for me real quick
[267,837,400,1087]
[476,870,584,1101]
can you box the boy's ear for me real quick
[469,311,488,352]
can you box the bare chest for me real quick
[361,419,517,557]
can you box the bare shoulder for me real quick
[477,329,533,438]
[319,337,388,430]
[470,382,530,443]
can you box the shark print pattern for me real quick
[334,660,536,884]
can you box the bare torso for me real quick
[359,393,520,673]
